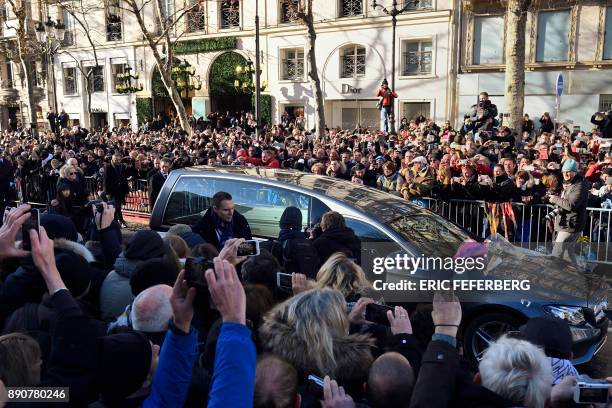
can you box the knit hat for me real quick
[124,230,165,260]
[41,214,78,242]
[130,258,178,296]
[519,316,573,359]
[98,331,152,402]
[411,156,428,166]
[279,206,302,230]
[55,250,93,297]
[561,159,578,173]
[178,231,206,249]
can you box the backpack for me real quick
[281,237,319,279]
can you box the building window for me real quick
[340,0,362,17]
[402,101,430,120]
[280,0,299,23]
[473,15,503,64]
[403,0,432,11]
[186,1,206,32]
[161,0,174,18]
[111,63,128,92]
[220,0,240,29]
[536,10,570,62]
[599,94,612,113]
[62,8,74,46]
[87,66,104,93]
[341,45,366,78]
[604,7,612,60]
[281,48,305,81]
[63,66,77,95]
[106,16,122,41]
[402,40,432,76]
[5,62,13,87]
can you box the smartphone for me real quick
[21,209,40,251]
[184,256,214,288]
[2,206,13,224]
[237,240,260,257]
[365,303,394,326]
[276,272,293,291]
[307,374,324,399]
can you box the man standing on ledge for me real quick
[194,191,252,251]
[376,79,398,134]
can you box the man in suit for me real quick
[104,153,130,227]
[46,109,58,135]
[148,158,171,211]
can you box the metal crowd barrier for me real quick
[417,197,611,265]
[15,174,150,215]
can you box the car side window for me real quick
[163,176,310,238]
[345,218,392,243]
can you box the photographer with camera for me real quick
[468,92,498,132]
[543,159,588,264]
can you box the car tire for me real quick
[462,312,523,368]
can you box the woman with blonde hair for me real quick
[315,253,374,302]
[259,288,373,391]
[0,333,41,387]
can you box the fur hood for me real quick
[258,312,375,385]
[53,238,96,263]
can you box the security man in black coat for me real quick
[193,191,252,251]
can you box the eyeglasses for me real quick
[69,172,77,176]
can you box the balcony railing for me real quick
[340,0,362,17]
[402,50,432,75]
[186,11,206,32]
[106,21,122,41]
[220,2,240,29]
[282,60,304,80]
[341,53,366,78]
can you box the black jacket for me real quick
[103,163,129,199]
[148,171,167,211]
[486,175,514,202]
[590,111,612,138]
[193,207,253,250]
[313,227,361,265]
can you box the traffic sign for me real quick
[556,73,564,97]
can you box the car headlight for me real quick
[543,305,586,326]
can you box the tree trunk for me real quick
[504,0,530,135]
[304,3,325,141]
[127,0,192,134]
[16,40,37,137]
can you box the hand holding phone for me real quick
[184,256,214,289]
[237,240,260,257]
[365,303,394,326]
[276,272,293,291]
[21,209,40,251]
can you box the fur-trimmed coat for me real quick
[258,310,375,390]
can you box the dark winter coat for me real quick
[193,207,253,251]
[313,227,361,265]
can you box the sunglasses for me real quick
[69,172,77,176]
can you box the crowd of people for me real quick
[0,190,610,407]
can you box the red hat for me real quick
[237,149,247,158]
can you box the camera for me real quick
[86,200,115,213]
[573,375,610,404]
[544,208,560,222]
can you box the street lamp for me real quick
[371,0,419,134]
[115,65,143,94]
[35,16,65,116]
[234,58,267,94]
[170,59,202,99]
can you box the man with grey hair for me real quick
[130,284,173,334]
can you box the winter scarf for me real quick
[212,211,234,248]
